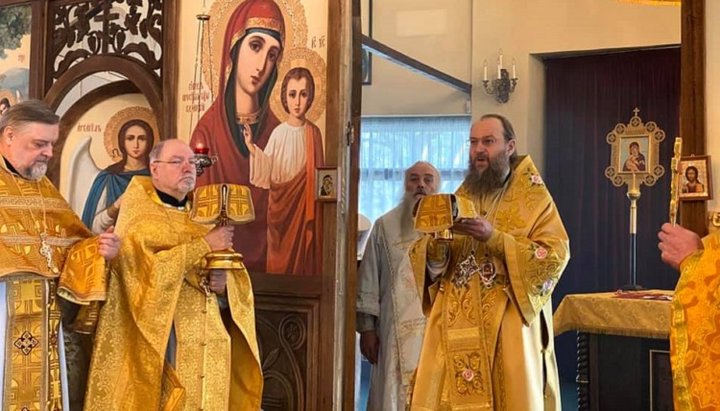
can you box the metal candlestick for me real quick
[482,68,518,104]
[193,146,216,177]
[622,173,643,291]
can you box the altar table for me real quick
[554,290,674,410]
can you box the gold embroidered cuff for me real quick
[679,249,703,274]
[57,237,108,304]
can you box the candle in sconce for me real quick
[512,59,516,79]
[499,51,503,69]
[483,60,488,81]
[194,143,209,155]
[497,58,501,79]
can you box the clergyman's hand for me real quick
[360,330,380,365]
[108,195,123,219]
[453,217,493,242]
[207,269,227,294]
[658,223,703,270]
[204,225,234,251]
[98,225,121,260]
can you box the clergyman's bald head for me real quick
[405,161,440,201]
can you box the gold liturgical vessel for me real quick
[190,183,255,277]
[190,181,254,410]
[413,193,477,240]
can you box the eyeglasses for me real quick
[152,157,201,167]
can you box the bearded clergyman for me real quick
[408,114,571,411]
[0,100,120,410]
[356,161,441,410]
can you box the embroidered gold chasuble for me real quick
[670,233,720,410]
[408,156,570,411]
[0,157,103,411]
[84,177,263,411]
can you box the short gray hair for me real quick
[0,100,59,136]
[148,140,169,162]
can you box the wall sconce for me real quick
[482,50,518,104]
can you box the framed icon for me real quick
[678,155,712,201]
[316,166,339,202]
[605,108,666,188]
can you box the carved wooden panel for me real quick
[256,296,319,411]
[47,0,163,87]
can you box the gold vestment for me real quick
[0,157,102,410]
[670,233,720,410]
[409,156,570,411]
[84,176,263,410]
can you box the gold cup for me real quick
[435,228,454,242]
[414,194,477,241]
[191,183,255,284]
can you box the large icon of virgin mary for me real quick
[190,0,286,271]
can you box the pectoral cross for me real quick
[454,253,480,288]
[39,233,58,274]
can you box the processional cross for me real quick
[604,108,667,290]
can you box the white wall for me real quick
[471,0,680,174]
[361,0,472,116]
[706,1,720,210]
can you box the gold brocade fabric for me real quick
[3,279,62,411]
[670,234,720,411]
[191,183,256,225]
[414,194,477,234]
[84,176,263,411]
[409,156,570,411]
[553,291,673,339]
[56,238,109,304]
[0,158,101,411]
[0,158,97,281]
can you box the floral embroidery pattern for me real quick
[534,246,548,260]
[447,284,478,327]
[453,352,483,396]
[524,242,564,310]
[534,278,555,296]
[530,173,544,186]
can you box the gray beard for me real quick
[23,162,48,181]
[178,178,196,193]
[464,154,510,197]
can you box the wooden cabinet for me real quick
[576,333,672,410]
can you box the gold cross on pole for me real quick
[669,137,683,225]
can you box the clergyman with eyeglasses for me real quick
[408,114,570,410]
[84,139,263,410]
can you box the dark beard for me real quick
[464,153,510,197]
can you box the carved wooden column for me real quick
[576,332,590,410]
[680,0,707,235]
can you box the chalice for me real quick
[191,144,255,287]
[413,194,477,241]
[189,146,254,409]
